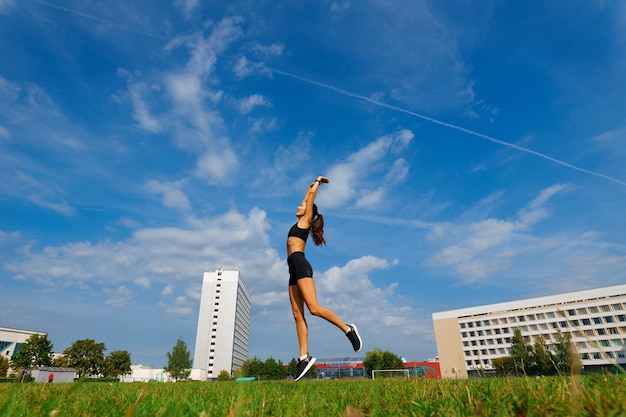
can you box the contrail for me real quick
[32,0,167,40]
[260,64,626,187]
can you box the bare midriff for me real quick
[286,237,306,257]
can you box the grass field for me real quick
[1,374,625,416]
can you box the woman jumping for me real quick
[287,175,362,382]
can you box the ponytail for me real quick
[311,204,326,246]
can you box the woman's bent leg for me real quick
[297,278,349,332]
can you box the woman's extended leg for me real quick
[289,284,309,357]
[296,278,349,332]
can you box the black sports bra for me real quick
[288,223,309,242]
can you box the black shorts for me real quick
[288,252,313,286]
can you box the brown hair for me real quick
[311,203,326,246]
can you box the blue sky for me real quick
[1,0,625,368]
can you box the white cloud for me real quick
[162,284,175,296]
[175,0,199,17]
[0,125,10,140]
[238,94,269,114]
[145,179,191,211]
[104,285,133,307]
[129,82,162,133]
[319,129,414,209]
[0,0,15,15]
[134,277,151,289]
[195,148,238,182]
[424,184,579,282]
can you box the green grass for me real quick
[1,375,625,416]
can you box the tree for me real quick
[0,355,9,377]
[217,370,231,381]
[286,358,298,379]
[362,348,405,378]
[52,355,70,368]
[492,356,515,377]
[10,334,54,370]
[264,357,288,380]
[509,328,532,375]
[164,338,192,381]
[102,350,132,378]
[553,331,581,375]
[240,357,266,379]
[63,339,106,377]
[531,336,555,376]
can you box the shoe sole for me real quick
[294,357,316,382]
[349,324,362,352]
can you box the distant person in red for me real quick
[48,373,54,383]
[287,176,362,382]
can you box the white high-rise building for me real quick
[192,268,251,381]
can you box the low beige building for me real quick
[433,284,626,378]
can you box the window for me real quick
[592,352,601,359]
[580,353,589,360]
[582,318,591,325]
[601,305,611,312]
[494,328,501,334]
[460,323,466,329]
[567,309,576,316]
[605,316,614,323]
[597,329,606,335]
[611,339,621,346]
[593,317,602,324]
[560,321,568,328]
[617,315,626,322]
[577,308,587,315]
[546,312,556,318]
[589,306,599,313]
[518,316,526,322]
[483,320,490,326]
[599,340,609,347]
[571,320,580,326]
[611,303,622,311]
